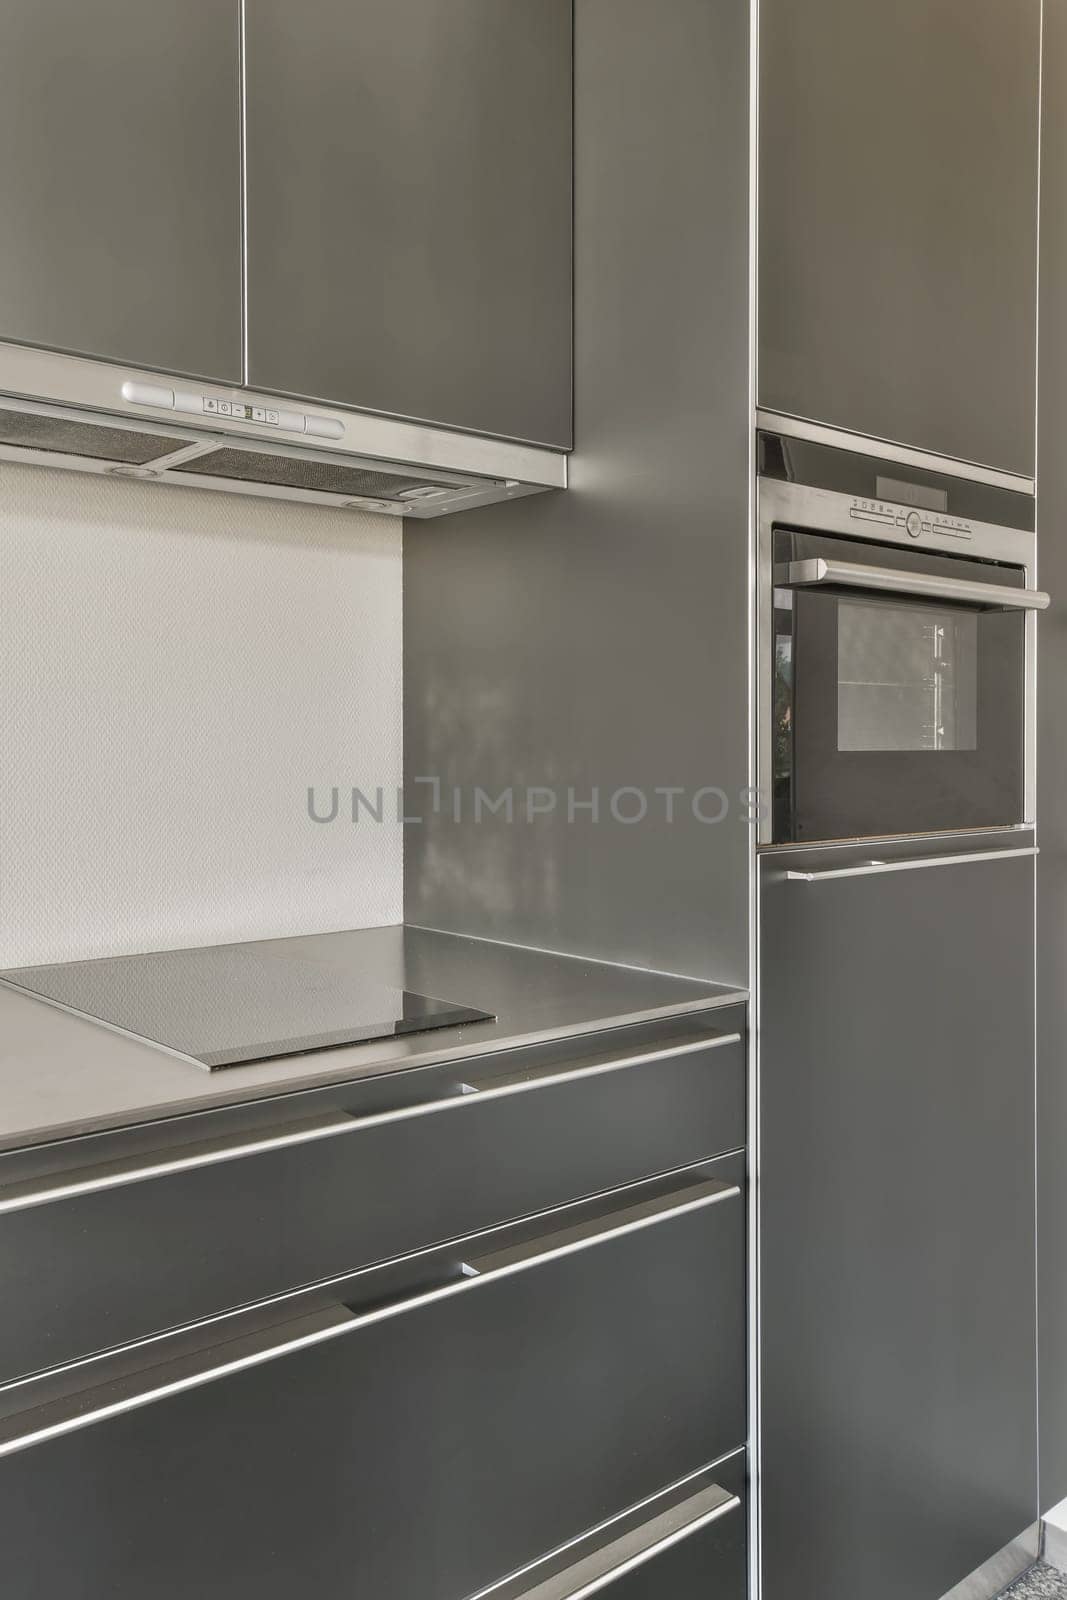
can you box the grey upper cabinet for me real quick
[0,0,242,383]
[759,0,1040,475]
[244,0,573,448]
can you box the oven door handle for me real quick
[785,845,1039,882]
[782,557,1050,611]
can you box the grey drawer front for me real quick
[491,1454,747,1600]
[0,1171,746,1600]
[0,1012,743,1384]
[604,1488,746,1600]
[605,1513,746,1600]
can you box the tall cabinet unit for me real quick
[760,839,1038,1600]
[1038,0,1067,1518]
[244,0,573,446]
[0,0,242,383]
[758,0,1040,474]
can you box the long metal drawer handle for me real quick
[456,1029,739,1095]
[489,1480,741,1600]
[0,1175,740,1459]
[786,845,1038,882]
[783,556,1050,611]
[459,1176,738,1279]
[0,1030,740,1216]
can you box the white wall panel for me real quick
[0,464,402,967]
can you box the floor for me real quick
[1004,1565,1067,1598]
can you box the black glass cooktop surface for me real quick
[0,941,495,1071]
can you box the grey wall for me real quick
[1039,0,1067,1514]
[403,0,750,985]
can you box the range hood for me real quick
[0,342,567,518]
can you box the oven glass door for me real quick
[774,582,1025,842]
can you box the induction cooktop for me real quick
[0,939,495,1070]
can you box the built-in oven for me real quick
[757,427,1049,846]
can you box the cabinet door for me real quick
[0,0,241,381]
[759,839,1036,1600]
[245,0,573,446]
[0,1168,745,1599]
[759,0,1040,474]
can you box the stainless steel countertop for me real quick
[0,924,746,1152]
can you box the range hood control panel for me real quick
[122,380,343,440]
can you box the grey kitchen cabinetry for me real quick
[491,1454,748,1600]
[244,0,573,447]
[0,1161,745,1600]
[759,836,1036,1600]
[0,1009,743,1386]
[759,0,1040,475]
[606,1517,745,1600]
[0,0,241,382]
[1039,0,1067,1514]
[588,1509,746,1600]
[593,1483,746,1600]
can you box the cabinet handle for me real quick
[0,1174,739,1458]
[783,556,1050,611]
[457,1029,739,1095]
[0,1030,739,1215]
[460,1176,739,1278]
[487,1478,741,1600]
[785,845,1038,883]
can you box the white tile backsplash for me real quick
[0,463,402,967]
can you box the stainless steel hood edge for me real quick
[0,341,568,518]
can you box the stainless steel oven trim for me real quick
[759,478,1037,565]
[756,408,1037,496]
[756,477,1040,845]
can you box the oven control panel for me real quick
[849,497,973,542]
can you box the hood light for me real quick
[346,496,403,513]
[397,485,451,501]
